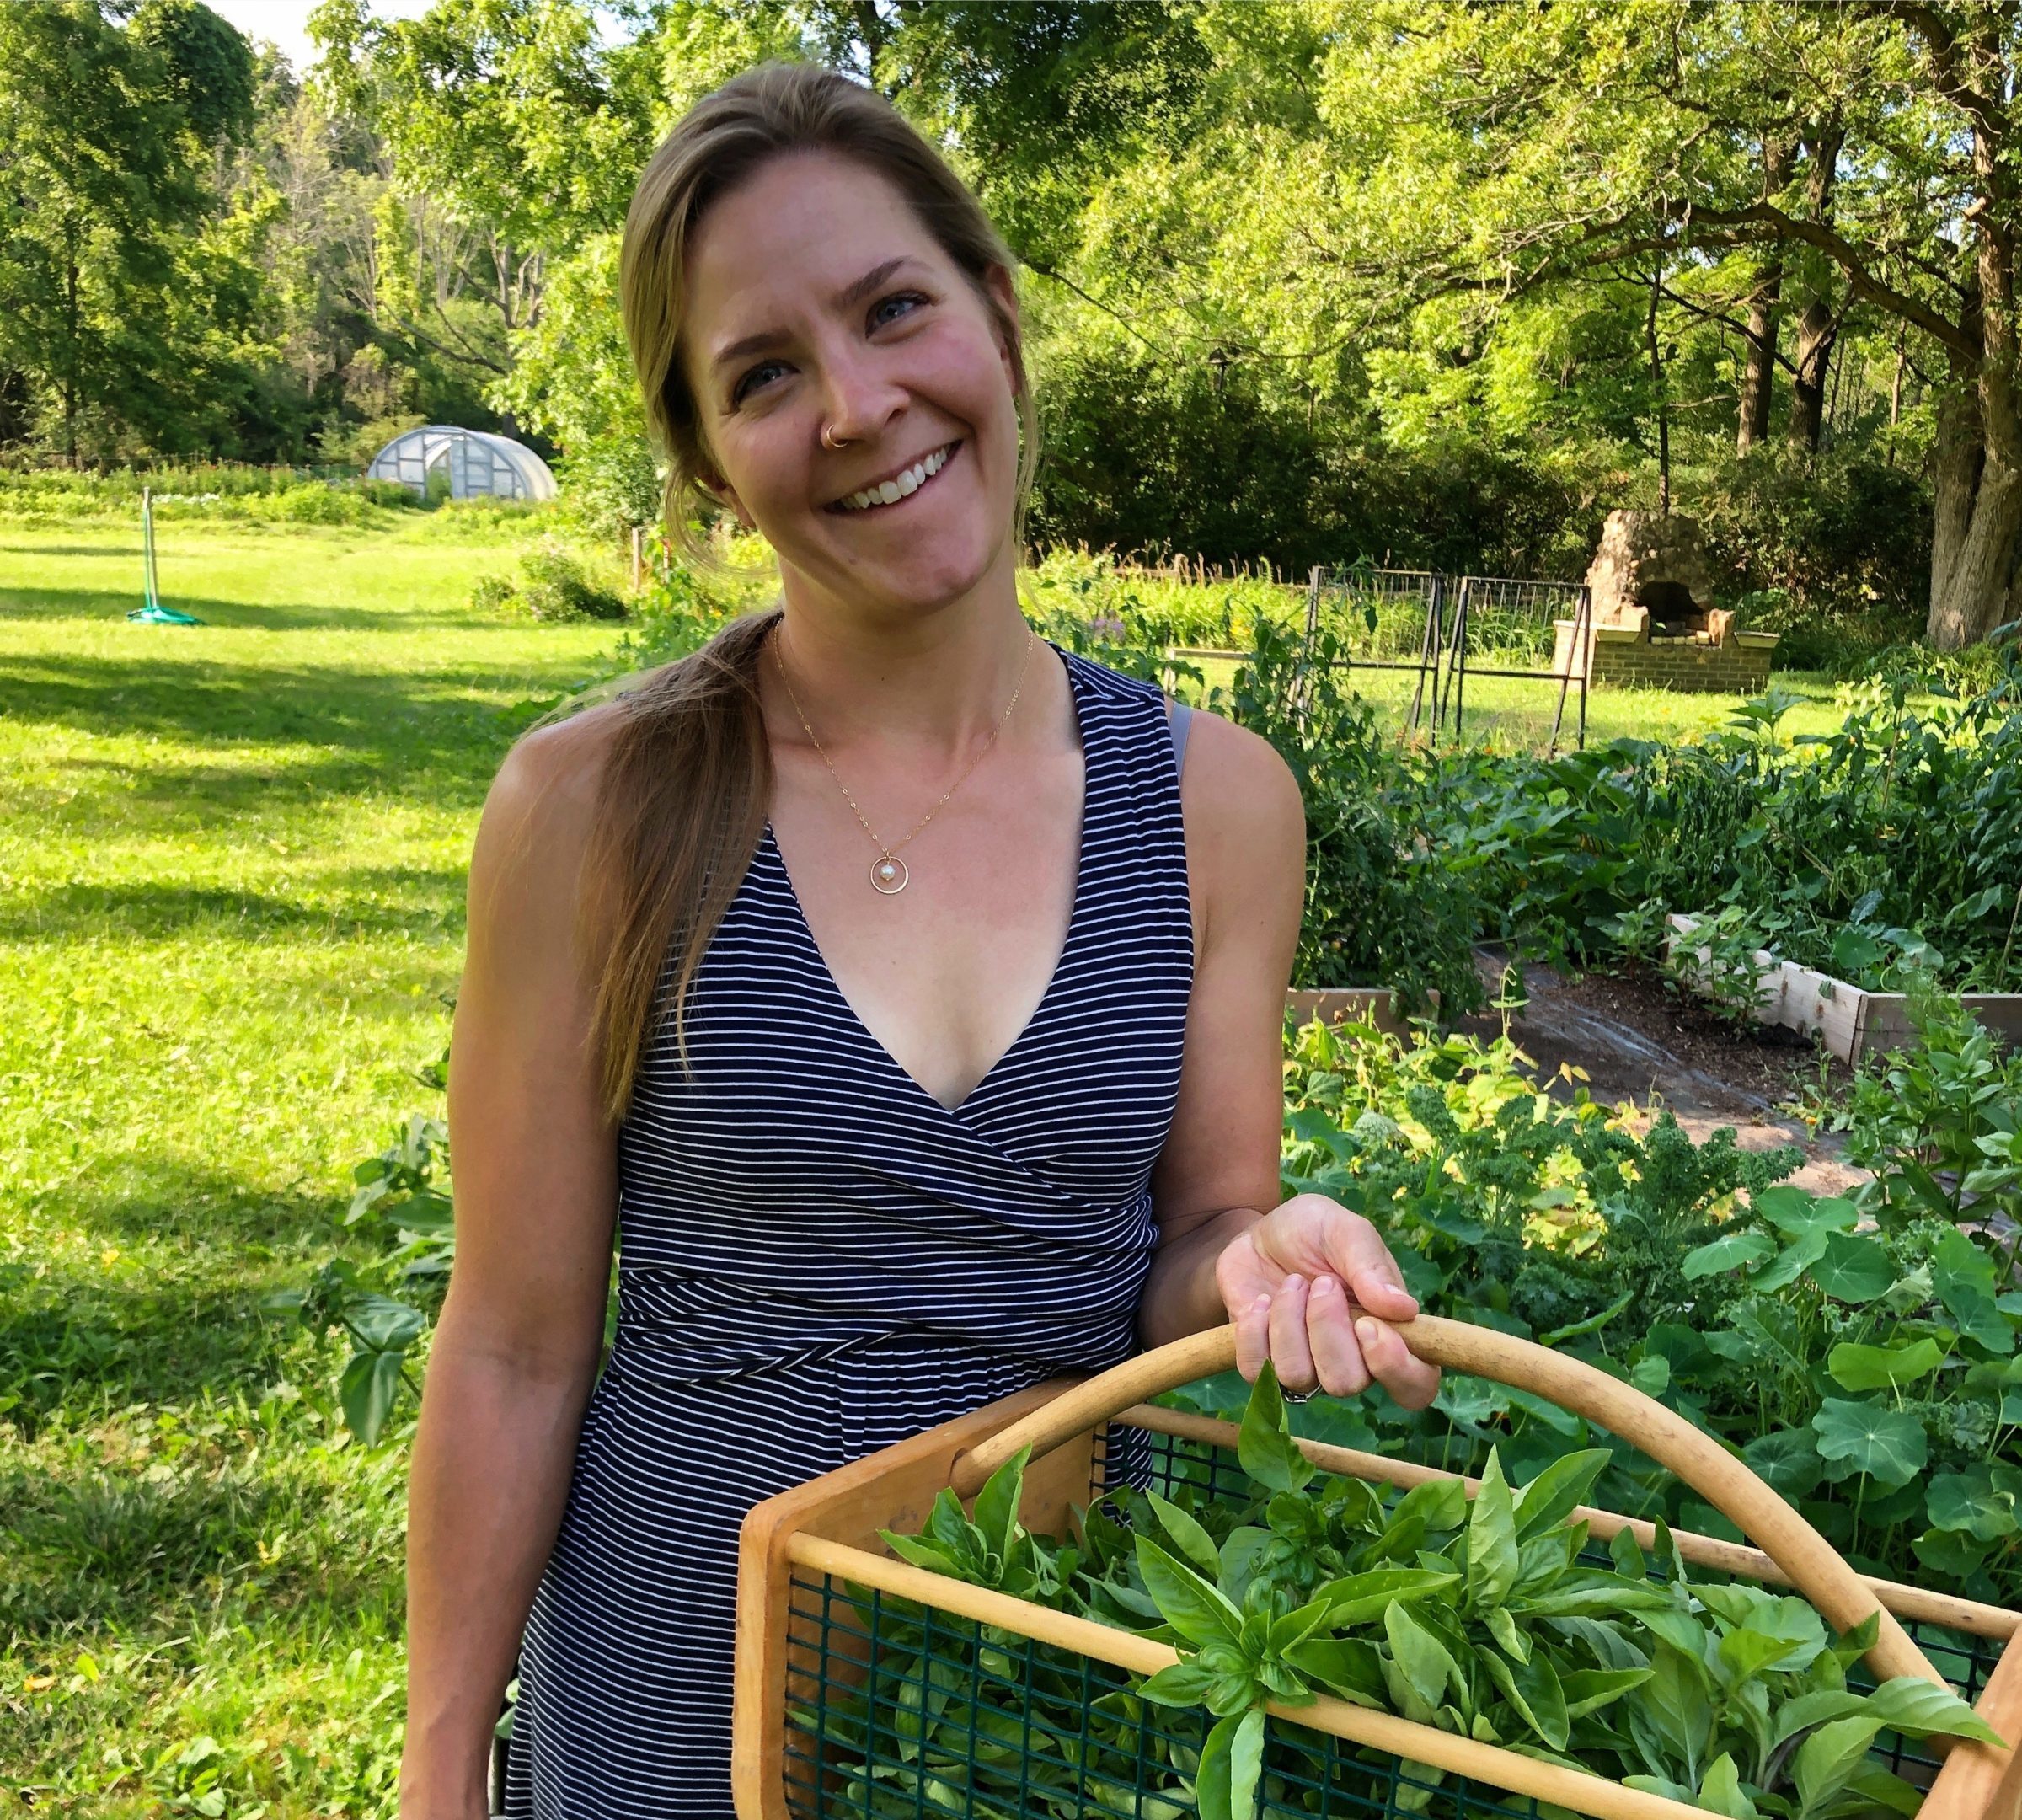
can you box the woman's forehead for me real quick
[687,152,944,345]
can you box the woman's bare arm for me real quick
[1139,709,1303,1348]
[1137,709,1438,1406]
[400,712,621,1818]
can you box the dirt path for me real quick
[1457,949,1870,1197]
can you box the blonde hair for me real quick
[581,62,1040,1123]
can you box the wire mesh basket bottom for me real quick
[778,1427,2005,1820]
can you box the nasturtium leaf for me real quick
[1629,1355,1672,1396]
[1146,1491,1222,1582]
[1743,1429,1824,1500]
[1813,1233,1894,1303]
[1237,1362,1314,1496]
[1681,1231,1775,1279]
[1435,1375,1510,1427]
[1468,1450,1522,1609]
[1812,1399,1928,1488]
[1912,1527,1990,1581]
[1826,1338,1944,1393]
[1135,1536,1242,1647]
[1931,1227,1998,1300]
[1754,1187,1858,1237]
[1512,1448,1611,1539]
[1926,1465,2022,1542]
[1698,1752,1759,1820]
[1751,1226,1833,1294]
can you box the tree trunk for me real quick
[1928,287,2022,648]
[1784,115,1844,453]
[1737,134,1794,454]
[1788,298,1840,450]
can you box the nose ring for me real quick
[821,423,853,451]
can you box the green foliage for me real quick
[1429,666,2022,993]
[843,1370,2000,1820]
[1246,1014,2022,1609]
[471,536,629,623]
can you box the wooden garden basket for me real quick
[733,1316,2022,1820]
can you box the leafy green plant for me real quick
[837,1366,2001,1820]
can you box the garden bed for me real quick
[1666,914,2022,1067]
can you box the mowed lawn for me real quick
[1,512,615,1816]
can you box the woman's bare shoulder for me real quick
[1172,705,1304,946]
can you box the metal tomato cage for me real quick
[1297,567,1594,752]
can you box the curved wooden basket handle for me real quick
[949,1314,1945,1689]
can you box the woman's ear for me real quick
[694,468,754,531]
[983,263,1025,393]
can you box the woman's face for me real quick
[681,149,1024,622]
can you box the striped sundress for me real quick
[499,645,1196,1818]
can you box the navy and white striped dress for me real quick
[500,645,1195,1818]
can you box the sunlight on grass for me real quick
[1,517,612,1816]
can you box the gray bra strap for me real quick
[1165,698,1194,779]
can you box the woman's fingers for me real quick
[1234,1292,1273,1383]
[1357,1314,1442,1410]
[1307,1275,1372,1397]
[1267,1275,1318,1394]
[1333,1218,1420,1322]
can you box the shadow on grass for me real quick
[0,1166,371,1416]
[0,648,566,795]
[0,579,605,636]
[0,1446,408,1638]
[0,873,468,942]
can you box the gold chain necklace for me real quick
[770,625,1037,896]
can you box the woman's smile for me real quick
[825,439,961,514]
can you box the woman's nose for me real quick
[816,345,907,447]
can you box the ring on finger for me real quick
[1282,1384,1319,1405]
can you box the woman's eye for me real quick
[870,292,927,329]
[732,360,789,406]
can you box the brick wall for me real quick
[1591,641,1772,693]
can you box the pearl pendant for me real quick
[870,854,909,895]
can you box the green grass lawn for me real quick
[1,512,614,1816]
[0,511,1885,1815]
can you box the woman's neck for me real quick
[767,548,1039,751]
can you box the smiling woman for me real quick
[394,62,1437,1820]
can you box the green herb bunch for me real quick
[815,1366,2000,1820]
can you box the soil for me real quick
[1454,947,1870,1197]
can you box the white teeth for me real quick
[837,443,954,511]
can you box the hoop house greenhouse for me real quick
[364,426,557,501]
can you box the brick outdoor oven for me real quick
[1552,510,1779,692]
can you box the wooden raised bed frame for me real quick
[734,1318,2022,1820]
[1664,913,2022,1067]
